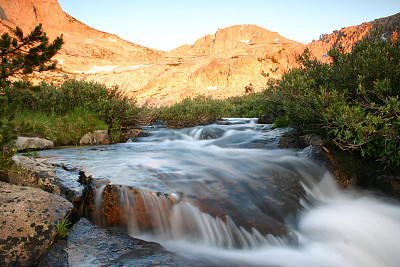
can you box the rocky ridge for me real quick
[307,12,400,61]
[0,1,399,106]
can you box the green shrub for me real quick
[1,78,137,142]
[157,95,230,127]
[225,92,277,118]
[269,29,400,169]
[14,109,108,145]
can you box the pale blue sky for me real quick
[58,0,399,51]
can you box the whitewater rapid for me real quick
[39,118,400,266]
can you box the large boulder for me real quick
[0,182,74,266]
[15,136,54,151]
[39,218,196,266]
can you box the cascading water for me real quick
[39,118,400,266]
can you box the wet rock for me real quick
[0,182,74,267]
[85,184,177,232]
[15,136,54,151]
[216,120,231,125]
[151,120,168,128]
[299,145,352,188]
[88,161,316,240]
[216,118,256,125]
[7,155,84,205]
[121,128,148,142]
[278,128,306,149]
[258,113,277,124]
[200,126,225,140]
[39,218,196,266]
[301,134,325,146]
[185,160,318,237]
[376,175,400,199]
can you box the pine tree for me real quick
[0,24,63,173]
[0,23,63,85]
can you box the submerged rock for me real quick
[0,182,74,266]
[15,136,54,151]
[39,218,197,266]
[200,126,225,140]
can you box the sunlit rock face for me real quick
[307,12,400,62]
[0,0,399,105]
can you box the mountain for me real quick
[139,25,305,105]
[307,12,400,61]
[0,0,399,105]
[0,0,163,77]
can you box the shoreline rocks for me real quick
[79,130,110,145]
[0,182,74,266]
[15,136,54,151]
[6,155,84,205]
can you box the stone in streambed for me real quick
[200,126,225,140]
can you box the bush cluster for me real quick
[153,93,276,127]
[156,95,229,127]
[1,78,136,141]
[269,30,400,169]
[13,109,108,145]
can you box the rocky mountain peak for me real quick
[187,24,298,56]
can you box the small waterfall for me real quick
[93,185,288,248]
[139,190,173,236]
[94,184,107,226]
[169,202,287,248]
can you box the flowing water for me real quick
[39,118,400,266]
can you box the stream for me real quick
[39,118,400,266]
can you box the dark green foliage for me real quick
[225,92,278,119]
[0,99,17,172]
[270,29,400,169]
[0,24,63,85]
